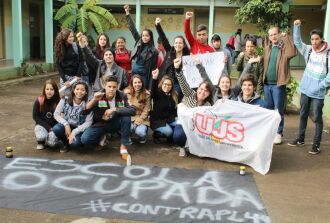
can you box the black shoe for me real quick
[287,139,305,147]
[308,144,320,155]
[152,132,163,144]
[60,145,69,153]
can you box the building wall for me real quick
[4,0,12,60]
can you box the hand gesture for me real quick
[124,4,130,15]
[173,57,182,69]
[239,52,245,57]
[294,19,301,26]
[134,117,143,126]
[327,89,330,96]
[186,11,193,19]
[281,32,287,37]
[64,81,71,88]
[191,54,201,65]
[248,56,260,64]
[68,133,75,144]
[152,68,159,80]
[93,92,104,101]
[155,17,161,25]
[64,124,71,138]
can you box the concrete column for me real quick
[208,0,215,43]
[12,0,23,67]
[324,0,330,42]
[44,0,53,64]
[136,0,141,32]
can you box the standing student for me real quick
[115,37,132,83]
[32,79,61,150]
[94,33,111,60]
[77,33,128,92]
[184,11,214,55]
[54,28,83,95]
[150,69,178,144]
[124,4,158,89]
[53,81,93,153]
[81,76,136,160]
[263,26,296,144]
[211,33,232,75]
[155,17,190,100]
[173,57,213,156]
[234,28,243,61]
[124,75,151,143]
[288,19,330,155]
[236,36,264,95]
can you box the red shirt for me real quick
[184,19,214,55]
[115,49,132,82]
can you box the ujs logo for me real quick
[194,111,245,143]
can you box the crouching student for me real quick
[53,81,93,153]
[32,79,61,150]
[81,76,136,160]
[237,74,266,107]
[173,57,213,157]
[124,75,151,143]
[150,69,178,144]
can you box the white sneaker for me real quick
[273,134,282,144]
[179,147,186,157]
[99,134,107,147]
[36,144,45,150]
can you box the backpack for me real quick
[307,48,330,74]
[38,96,57,113]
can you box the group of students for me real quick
[33,6,330,160]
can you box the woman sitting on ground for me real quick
[173,57,214,156]
[124,75,151,144]
[53,81,93,153]
[32,79,61,150]
[150,69,178,144]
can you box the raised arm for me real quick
[184,12,196,48]
[174,58,194,98]
[282,32,297,59]
[155,17,171,52]
[293,19,309,60]
[191,54,216,94]
[124,5,140,42]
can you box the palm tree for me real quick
[54,0,118,34]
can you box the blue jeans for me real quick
[131,123,148,141]
[174,82,183,102]
[81,116,132,145]
[154,120,177,138]
[52,123,82,148]
[173,124,187,147]
[297,93,324,146]
[264,84,286,134]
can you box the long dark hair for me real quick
[95,33,110,60]
[141,28,155,46]
[198,81,214,105]
[54,28,73,63]
[126,75,148,104]
[40,79,60,112]
[158,75,178,105]
[67,81,89,106]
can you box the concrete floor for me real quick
[0,76,329,223]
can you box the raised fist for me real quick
[173,57,182,69]
[155,17,161,25]
[124,5,130,15]
[294,19,301,26]
[152,68,159,79]
[186,11,193,19]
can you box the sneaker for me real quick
[36,143,45,150]
[179,147,186,157]
[308,144,320,155]
[60,145,69,153]
[126,154,132,166]
[273,134,282,144]
[138,138,147,144]
[287,139,305,147]
[99,134,107,147]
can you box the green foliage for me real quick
[21,58,46,77]
[54,0,118,34]
[255,46,264,57]
[286,75,299,106]
[229,0,291,35]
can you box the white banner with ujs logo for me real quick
[178,100,281,175]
